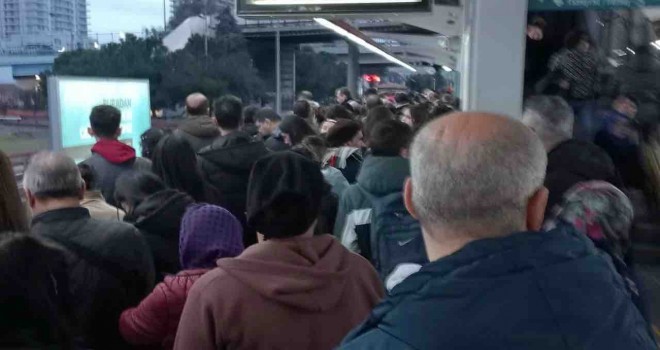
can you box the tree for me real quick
[169,0,233,29]
[53,33,168,106]
[160,34,265,104]
[295,47,347,102]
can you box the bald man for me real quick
[174,92,220,152]
[340,113,655,350]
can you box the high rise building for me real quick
[0,0,88,54]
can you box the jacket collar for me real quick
[83,191,105,202]
[32,207,90,226]
[390,224,594,297]
[357,156,410,195]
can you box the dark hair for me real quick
[617,94,639,107]
[336,87,352,100]
[326,119,362,148]
[326,105,353,121]
[89,105,121,138]
[565,30,591,50]
[0,233,73,348]
[78,163,95,191]
[254,108,281,123]
[140,128,167,160]
[293,100,311,120]
[364,105,394,141]
[0,151,27,234]
[279,115,316,146]
[114,171,165,218]
[409,103,431,131]
[152,135,206,202]
[395,92,412,105]
[243,105,259,124]
[213,95,243,130]
[369,119,413,156]
[366,95,383,110]
[363,87,378,97]
[429,104,455,119]
[295,135,327,163]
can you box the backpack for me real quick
[363,189,428,281]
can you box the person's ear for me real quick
[403,178,419,219]
[526,186,549,231]
[78,185,85,200]
[115,127,122,139]
[87,127,95,138]
[25,189,36,209]
[399,148,409,159]
[212,117,218,127]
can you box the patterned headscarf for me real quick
[546,181,634,259]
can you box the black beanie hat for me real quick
[325,119,362,148]
[246,152,324,239]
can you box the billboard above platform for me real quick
[47,76,151,160]
[237,0,432,17]
[529,0,660,11]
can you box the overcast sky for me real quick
[88,0,167,38]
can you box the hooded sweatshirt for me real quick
[173,235,384,350]
[82,139,151,207]
[119,204,244,350]
[126,189,194,281]
[174,115,220,152]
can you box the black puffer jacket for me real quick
[125,190,194,281]
[174,115,220,152]
[31,207,155,350]
[545,139,618,216]
[198,131,269,246]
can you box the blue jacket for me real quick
[340,225,656,350]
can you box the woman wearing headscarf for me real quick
[545,181,650,324]
[119,204,244,349]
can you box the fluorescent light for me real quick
[441,65,452,72]
[314,18,416,72]
[626,47,636,55]
[652,40,660,50]
[254,0,419,4]
[57,47,66,53]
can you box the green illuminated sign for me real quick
[529,0,660,11]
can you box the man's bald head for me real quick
[409,112,547,238]
[186,93,210,117]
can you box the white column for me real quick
[460,0,528,119]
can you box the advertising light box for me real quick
[237,0,432,17]
[48,76,151,160]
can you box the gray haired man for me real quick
[340,112,655,349]
[522,95,617,214]
[25,151,154,349]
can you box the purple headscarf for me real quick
[179,204,244,269]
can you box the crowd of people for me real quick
[0,83,658,349]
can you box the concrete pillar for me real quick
[347,41,360,97]
[460,0,528,118]
[275,30,281,113]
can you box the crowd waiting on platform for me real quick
[0,86,658,349]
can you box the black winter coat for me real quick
[31,207,155,350]
[174,115,220,152]
[125,189,194,282]
[198,131,269,246]
[545,139,618,216]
